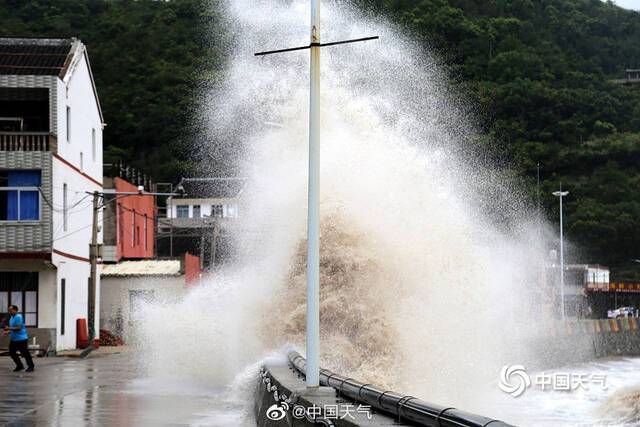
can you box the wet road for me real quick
[0,352,250,426]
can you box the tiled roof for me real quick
[178,177,246,199]
[0,38,74,76]
[101,260,182,277]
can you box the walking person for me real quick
[3,305,34,372]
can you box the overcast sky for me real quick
[609,0,640,10]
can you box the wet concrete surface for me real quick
[0,351,246,426]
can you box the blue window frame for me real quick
[0,170,41,221]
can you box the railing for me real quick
[287,350,513,427]
[0,132,55,151]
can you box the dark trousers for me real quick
[9,339,34,369]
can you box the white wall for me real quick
[38,270,57,329]
[100,276,186,340]
[167,198,239,218]
[52,49,103,258]
[56,52,103,182]
[53,255,100,351]
[49,47,103,351]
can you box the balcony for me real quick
[0,132,56,152]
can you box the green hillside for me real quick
[1,0,639,277]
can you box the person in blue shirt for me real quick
[3,305,34,372]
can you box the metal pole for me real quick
[306,0,321,388]
[89,191,99,345]
[559,185,565,320]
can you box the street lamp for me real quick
[552,185,569,320]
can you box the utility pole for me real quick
[88,191,100,346]
[553,184,569,320]
[305,0,321,388]
[255,2,377,388]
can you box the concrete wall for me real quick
[53,255,95,351]
[255,361,402,427]
[50,51,103,350]
[38,269,57,329]
[55,53,103,181]
[543,319,640,365]
[100,275,186,341]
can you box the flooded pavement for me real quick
[0,351,251,426]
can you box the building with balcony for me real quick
[158,177,245,269]
[0,37,104,351]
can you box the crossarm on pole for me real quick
[254,36,379,56]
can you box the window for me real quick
[60,279,66,335]
[226,204,238,218]
[91,129,96,162]
[0,272,38,327]
[118,205,124,251]
[66,106,71,142]
[132,209,136,247]
[212,204,224,218]
[144,214,148,251]
[0,171,41,221]
[80,152,84,171]
[63,183,68,230]
[193,205,201,218]
[176,205,189,218]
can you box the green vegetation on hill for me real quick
[0,0,222,182]
[1,0,639,277]
[364,0,640,277]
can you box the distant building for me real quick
[102,171,156,263]
[611,69,640,85]
[158,177,245,268]
[0,37,104,351]
[166,177,244,222]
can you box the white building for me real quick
[100,259,192,341]
[0,37,104,351]
[166,177,245,221]
[159,178,245,268]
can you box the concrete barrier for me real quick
[509,319,640,370]
[256,353,513,427]
[255,359,400,426]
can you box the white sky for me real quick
[609,0,640,10]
